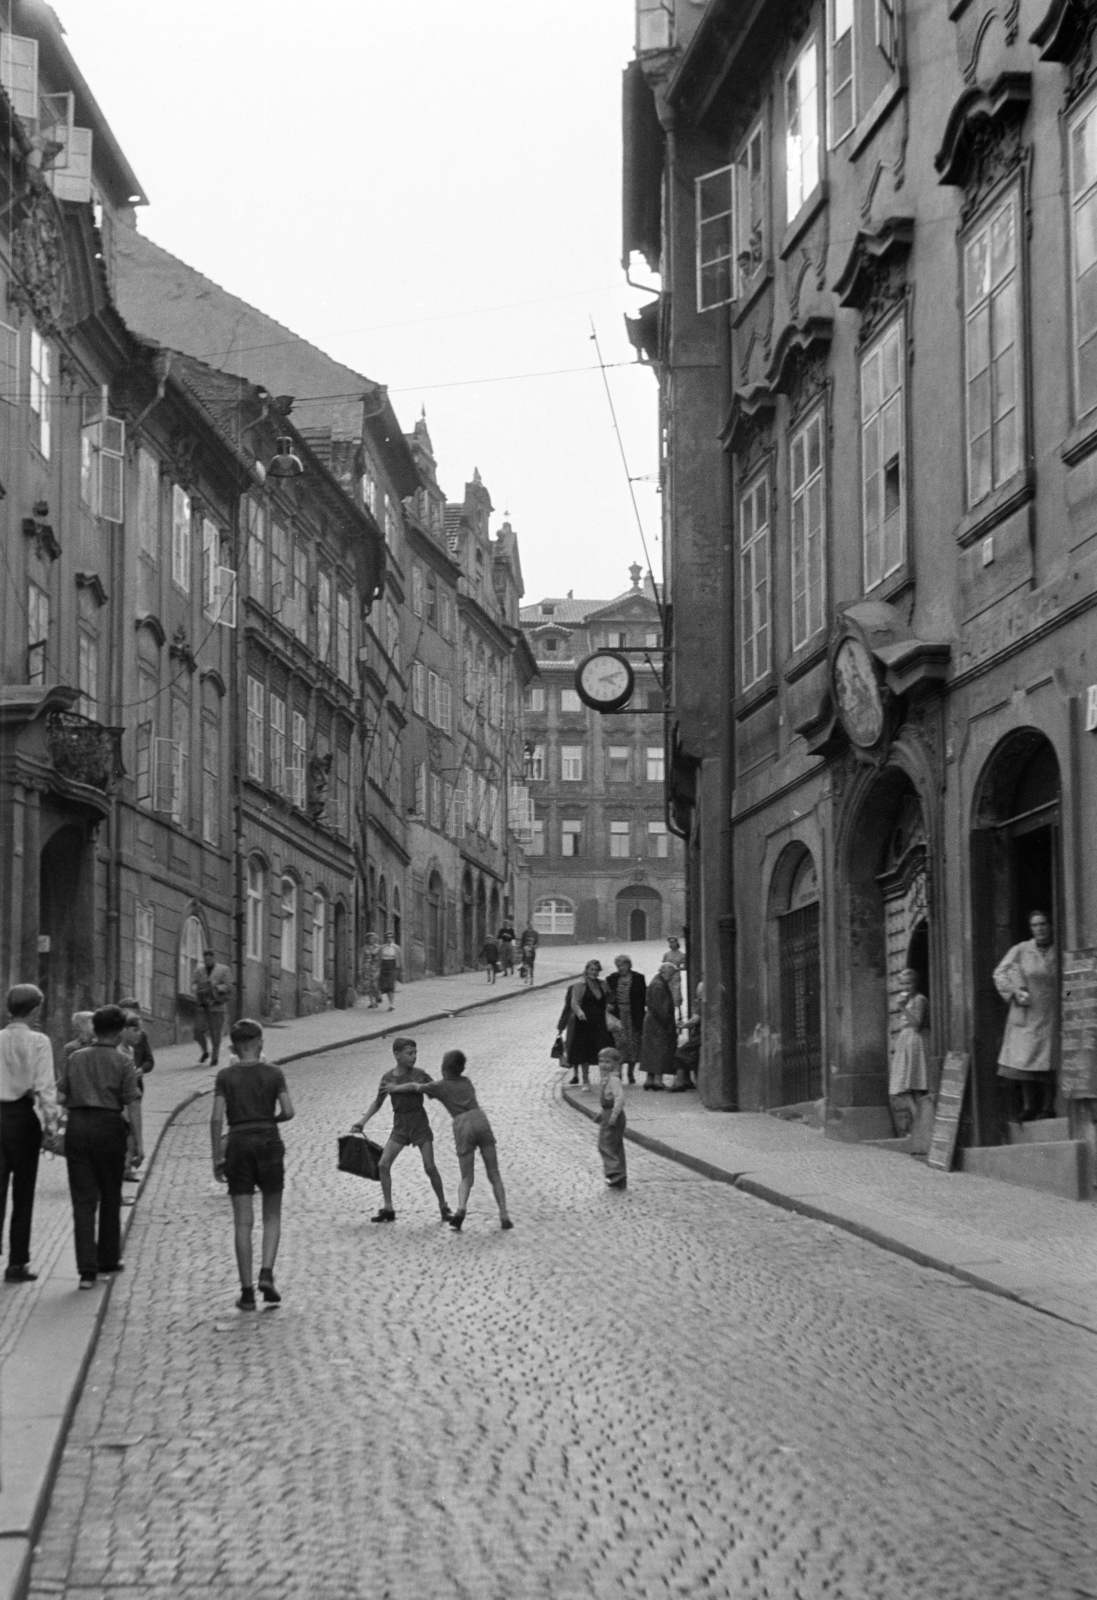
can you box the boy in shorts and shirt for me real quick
[210,1019,294,1310]
[353,1037,451,1223]
[389,1049,511,1231]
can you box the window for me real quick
[607,630,627,649]
[646,746,665,782]
[293,545,308,643]
[440,681,453,735]
[426,571,437,625]
[246,676,264,782]
[289,710,307,807]
[77,632,98,719]
[544,636,558,654]
[137,450,159,561]
[246,497,266,602]
[608,745,631,783]
[610,820,631,858]
[27,584,48,684]
[171,486,191,593]
[524,686,546,712]
[527,743,546,781]
[964,193,1021,506]
[411,565,424,617]
[169,696,190,827]
[178,914,204,997]
[202,714,220,845]
[877,0,897,65]
[488,783,501,845]
[280,877,297,972]
[312,891,326,984]
[135,669,156,808]
[533,898,575,936]
[735,121,767,296]
[562,819,582,857]
[270,522,287,619]
[384,495,400,550]
[415,761,427,818]
[786,38,820,219]
[645,631,661,649]
[269,692,286,794]
[0,320,16,406]
[527,817,545,856]
[412,662,426,717]
[560,688,582,713]
[317,569,331,663]
[861,320,905,590]
[696,165,734,311]
[476,774,488,834]
[386,602,400,672]
[428,670,441,727]
[561,745,583,782]
[451,778,466,838]
[202,519,219,616]
[1070,99,1097,417]
[739,474,771,689]
[790,409,827,648]
[829,0,855,146]
[430,773,443,831]
[246,859,265,959]
[360,463,378,516]
[334,743,349,835]
[336,591,351,683]
[134,904,154,1014]
[648,821,670,858]
[646,688,665,712]
[439,591,453,640]
[637,0,673,50]
[81,409,125,522]
[0,32,39,120]
[29,330,50,458]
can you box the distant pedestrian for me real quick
[889,970,929,1136]
[63,1011,95,1061]
[191,948,232,1065]
[668,981,703,1092]
[58,1005,143,1289]
[117,998,156,1079]
[210,1019,295,1311]
[561,960,613,1089]
[497,922,516,976]
[641,963,678,1090]
[361,933,382,1008]
[597,1048,627,1189]
[119,1010,154,1184]
[0,984,59,1283]
[519,925,538,985]
[379,933,402,1011]
[660,936,687,1019]
[353,1037,451,1223]
[606,955,646,1084]
[480,934,500,984]
[389,1050,511,1231]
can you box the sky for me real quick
[51,0,663,605]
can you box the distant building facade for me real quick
[518,567,684,945]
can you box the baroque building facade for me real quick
[518,567,685,946]
[624,0,1097,1189]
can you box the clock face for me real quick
[576,650,634,712]
[832,637,884,748]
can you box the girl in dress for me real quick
[889,968,929,1136]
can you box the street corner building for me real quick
[622,0,1097,1195]
[518,565,685,946]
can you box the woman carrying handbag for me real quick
[560,960,614,1089]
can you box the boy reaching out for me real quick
[352,1037,451,1223]
[388,1050,511,1231]
[210,1019,294,1310]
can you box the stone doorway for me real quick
[38,821,95,1042]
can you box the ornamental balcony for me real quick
[45,710,124,793]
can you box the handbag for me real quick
[337,1131,384,1181]
[550,1035,564,1059]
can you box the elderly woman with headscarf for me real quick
[605,955,646,1085]
[640,962,679,1090]
[559,959,614,1089]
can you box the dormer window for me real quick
[545,637,558,654]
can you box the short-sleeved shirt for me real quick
[379,1066,432,1140]
[422,1078,479,1119]
[59,1045,140,1112]
[214,1059,288,1127]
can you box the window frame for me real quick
[646,746,665,783]
[828,0,856,150]
[560,745,584,783]
[77,629,99,720]
[785,35,821,224]
[735,116,768,301]
[961,185,1025,510]
[561,819,582,857]
[789,405,828,650]
[648,821,670,859]
[27,583,49,684]
[1068,92,1097,422]
[246,859,265,960]
[860,316,907,593]
[311,890,326,984]
[609,820,631,858]
[246,675,265,783]
[29,329,51,459]
[696,163,735,312]
[134,904,154,1013]
[280,876,298,973]
[171,485,192,594]
[739,469,772,691]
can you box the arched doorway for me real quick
[970,731,1061,1146]
[615,883,662,941]
[427,871,444,974]
[769,845,822,1106]
[38,823,94,1039]
[462,870,474,966]
[333,901,349,1008]
[630,907,647,940]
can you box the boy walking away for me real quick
[479,933,500,984]
[192,948,232,1065]
[210,1019,294,1311]
[58,1005,143,1289]
[597,1048,627,1189]
[353,1037,450,1224]
[0,984,59,1283]
[389,1050,511,1231]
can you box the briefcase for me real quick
[337,1132,384,1181]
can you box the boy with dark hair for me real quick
[389,1049,511,1231]
[352,1037,451,1224]
[210,1019,294,1310]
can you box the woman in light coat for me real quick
[993,910,1058,1121]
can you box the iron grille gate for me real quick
[778,902,822,1104]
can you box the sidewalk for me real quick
[562,1081,1097,1335]
[0,942,601,1600]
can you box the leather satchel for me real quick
[337,1131,384,1181]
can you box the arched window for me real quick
[533,897,575,936]
[280,876,298,972]
[177,912,205,995]
[246,858,265,960]
[312,890,326,984]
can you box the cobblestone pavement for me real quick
[26,994,1097,1600]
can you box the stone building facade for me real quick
[518,568,685,946]
[623,0,1097,1189]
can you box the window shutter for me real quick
[0,34,38,121]
[152,737,176,814]
[216,567,237,627]
[99,417,124,522]
[696,165,736,311]
[46,125,93,203]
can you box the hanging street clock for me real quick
[575,650,635,713]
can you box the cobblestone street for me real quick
[26,990,1097,1600]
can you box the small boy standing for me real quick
[597,1048,627,1190]
[210,1019,294,1310]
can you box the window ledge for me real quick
[780,184,828,261]
[1061,414,1097,468]
[732,264,774,328]
[734,676,779,721]
[782,637,829,684]
[848,74,905,161]
[954,470,1034,548]
[864,567,914,607]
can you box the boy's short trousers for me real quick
[452,1108,496,1158]
[224,1129,285,1195]
[388,1117,433,1149]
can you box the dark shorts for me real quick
[224,1129,285,1196]
[453,1108,495,1159]
[388,1119,433,1149]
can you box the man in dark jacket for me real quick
[640,963,678,1090]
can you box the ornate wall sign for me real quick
[9,191,67,336]
[832,637,886,749]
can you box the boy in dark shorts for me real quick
[210,1019,294,1310]
[353,1037,451,1223]
[389,1049,511,1231]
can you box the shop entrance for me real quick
[38,821,95,1040]
[970,732,1061,1145]
[770,847,822,1105]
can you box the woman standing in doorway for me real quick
[888,970,929,1135]
[993,910,1058,1121]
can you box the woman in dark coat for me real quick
[605,955,647,1084]
[640,963,678,1090]
[559,960,614,1088]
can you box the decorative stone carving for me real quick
[9,191,67,336]
[1031,0,1097,105]
[720,386,776,471]
[934,73,1032,223]
[45,710,123,792]
[22,501,60,563]
[834,217,915,348]
[307,750,332,820]
[169,624,198,675]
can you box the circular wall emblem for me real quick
[832,636,884,748]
